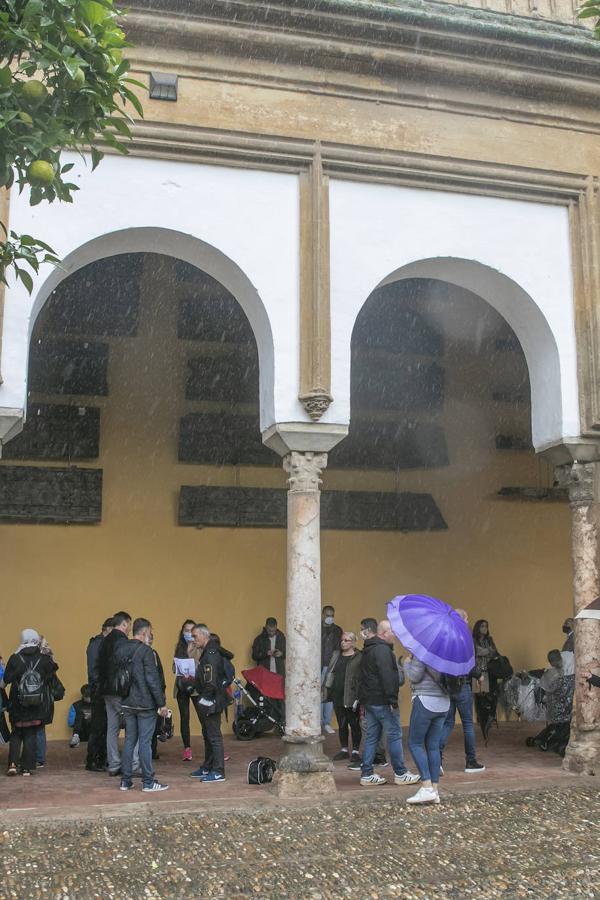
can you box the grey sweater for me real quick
[405,658,447,699]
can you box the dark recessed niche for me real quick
[352,357,444,412]
[185,353,259,403]
[28,338,109,397]
[178,413,277,467]
[40,254,143,337]
[1,404,100,461]
[0,466,102,524]
[495,434,533,451]
[178,294,255,344]
[353,280,445,356]
[178,485,447,531]
[329,420,449,470]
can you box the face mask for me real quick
[324,616,334,626]
[359,630,368,640]
[183,632,193,642]
[562,625,571,634]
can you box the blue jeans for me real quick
[121,710,156,788]
[36,726,46,765]
[361,705,407,777]
[408,697,446,783]
[439,684,476,761]
[321,666,333,727]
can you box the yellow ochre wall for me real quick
[0,258,572,738]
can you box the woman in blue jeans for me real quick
[405,654,450,805]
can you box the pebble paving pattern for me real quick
[0,785,599,898]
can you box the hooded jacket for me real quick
[3,646,57,725]
[252,628,286,676]
[359,637,401,706]
[195,639,234,714]
[116,638,166,712]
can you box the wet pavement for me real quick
[0,783,599,898]
[1,725,599,897]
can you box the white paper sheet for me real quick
[174,657,195,677]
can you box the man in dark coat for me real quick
[190,624,232,783]
[117,617,169,793]
[321,605,342,734]
[252,618,286,677]
[358,619,419,786]
[96,610,134,776]
[85,617,113,772]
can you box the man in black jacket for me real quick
[85,617,113,772]
[118,618,169,793]
[190,624,230,783]
[321,606,342,734]
[252,618,286,676]
[359,619,420,787]
[96,610,134,776]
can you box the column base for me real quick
[272,734,337,798]
[563,730,600,775]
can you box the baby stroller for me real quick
[232,666,285,741]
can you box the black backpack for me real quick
[247,756,277,785]
[17,655,44,707]
[439,673,465,697]
[110,644,142,699]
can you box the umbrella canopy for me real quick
[575,597,600,620]
[387,594,475,676]
[241,667,285,701]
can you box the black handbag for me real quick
[247,756,277,785]
[488,655,513,680]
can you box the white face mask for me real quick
[183,632,193,643]
[324,616,334,626]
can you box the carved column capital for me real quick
[283,450,327,492]
[555,461,598,506]
[298,389,333,422]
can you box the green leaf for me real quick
[16,267,34,292]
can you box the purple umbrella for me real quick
[387,594,475,676]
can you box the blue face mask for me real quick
[183,632,193,643]
[324,616,334,626]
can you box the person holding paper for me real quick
[173,619,198,762]
[189,624,232,783]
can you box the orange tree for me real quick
[0,0,143,290]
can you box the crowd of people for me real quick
[0,605,596,804]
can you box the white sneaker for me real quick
[406,786,440,805]
[323,724,336,734]
[69,735,80,748]
[360,773,387,786]
[394,771,421,785]
[439,765,444,776]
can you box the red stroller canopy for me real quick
[241,667,285,700]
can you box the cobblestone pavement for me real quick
[1,784,599,899]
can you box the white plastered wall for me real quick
[325,179,580,451]
[0,153,303,432]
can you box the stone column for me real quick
[558,461,600,774]
[273,450,336,797]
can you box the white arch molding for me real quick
[27,227,276,426]
[0,153,306,435]
[374,258,563,452]
[326,179,580,451]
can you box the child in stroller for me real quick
[232,667,285,741]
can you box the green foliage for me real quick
[0,0,144,288]
[578,0,600,30]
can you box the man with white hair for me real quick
[358,618,420,787]
[438,608,485,774]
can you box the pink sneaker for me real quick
[183,748,192,761]
[224,754,230,762]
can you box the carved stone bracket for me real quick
[298,143,332,422]
[283,450,327,493]
[555,460,598,506]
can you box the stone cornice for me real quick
[125,0,600,109]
